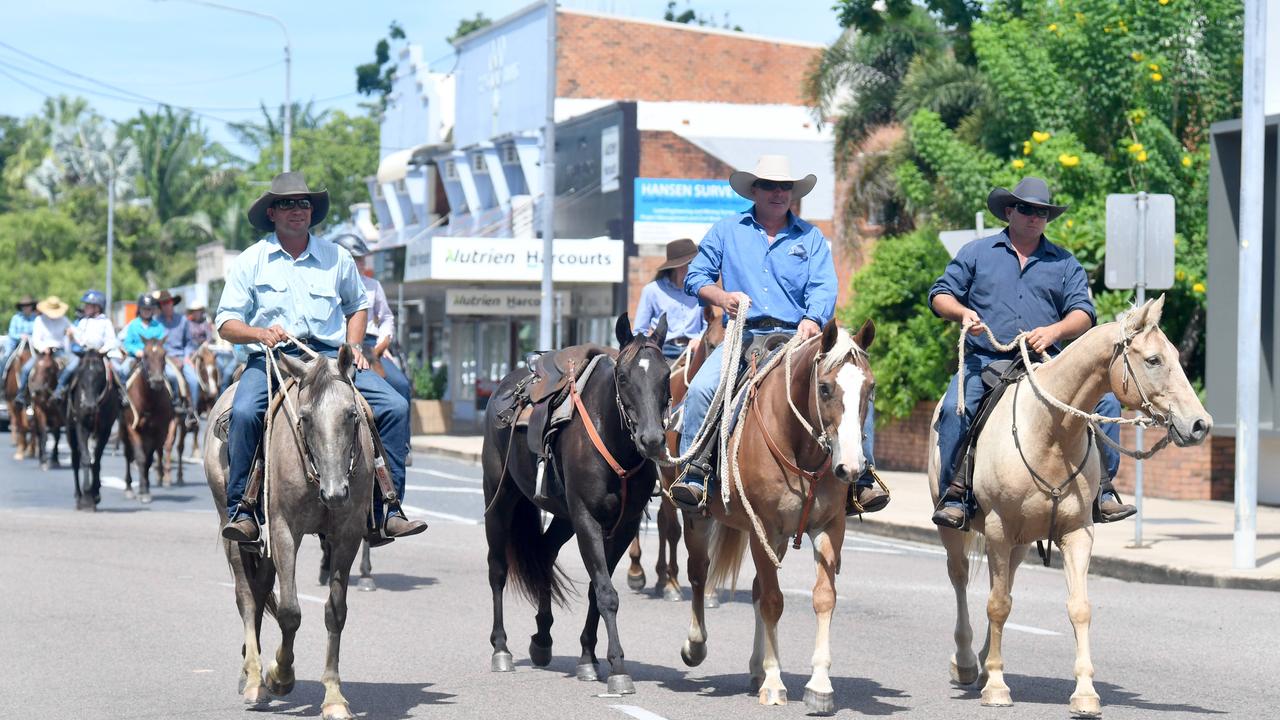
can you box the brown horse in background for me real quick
[4,339,35,460]
[625,305,725,602]
[186,344,221,458]
[121,339,175,502]
[27,349,64,470]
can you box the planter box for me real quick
[411,399,453,435]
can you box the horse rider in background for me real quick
[333,233,412,404]
[2,294,38,376]
[187,300,239,397]
[154,290,202,430]
[52,290,122,402]
[633,237,705,360]
[15,295,71,414]
[119,293,168,382]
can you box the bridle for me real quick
[612,336,668,450]
[264,347,361,488]
[1108,328,1170,427]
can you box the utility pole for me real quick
[538,0,557,350]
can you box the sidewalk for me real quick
[409,433,1280,591]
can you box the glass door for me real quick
[476,320,510,411]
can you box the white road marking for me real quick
[1004,622,1062,636]
[782,588,813,598]
[216,581,324,605]
[407,467,481,484]
[841,545,904,555]
[848,534,948,556]
[400,503,480,525]
[610,705,670,720]
[404,484,483,495]
[101,475,126,490]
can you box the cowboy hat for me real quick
[247,171,331,232]
[14,294,36,310]
[153,289,182,306]
[987,176,1069,223]
[656,238,698,271]
[728,155,817,202]
[187,300,207,312]
[37,295,68,319]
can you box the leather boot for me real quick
[1095,480,1137,523]
[846,483,890,515]
[384,512,428,538]
[221,506,260,543]
[670,464,709,511]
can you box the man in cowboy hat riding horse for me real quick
[634,238,706,360]
[216,171,426,543]
[668,155,889,514]
[929,176,1134,529]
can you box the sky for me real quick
[0,0,850,160]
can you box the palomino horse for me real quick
[66,351,119,511]
[204,344,374,720]
[482,313,669,694]
[684,319,875,714]
[625,304,726,602]
[121,339,175,502]
[4,339,35,460]
[929,296,1210,716]
[27,349,64,470]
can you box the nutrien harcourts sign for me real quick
[403,236,625,283]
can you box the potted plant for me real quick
[410,364,452,434]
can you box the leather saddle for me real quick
[489,344,617,461]
[951,357,1028,494]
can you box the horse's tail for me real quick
[238,545,278,619]
[965,532,986,586]
[505,496,573,608]
[708,522,749,595]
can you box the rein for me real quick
[567,355,648,540]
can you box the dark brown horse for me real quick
[482,313,669,694]
[625,305,725,602]
[681,320,875,713]
[121,339,175,502]
[4,339,35,460]
[27,349,63,470]
[66,351,120,511]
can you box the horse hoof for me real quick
[951,658,980,686]
[242,685,270,706]
[322,702,355,720]
[123,489,135,500]
[680,640,706,667]
[981,688,1013,707]
[627,570,646,592]
[491,651,515,673]
[606,674,635,695]
[139,494,152,504]
[663,585,683,602]
[749,677,763,695]
[758,687,787,706]
[40,462,49,471]
[264,664,295,697]
[357,576,377,592]
[575,663,598,682]
[803,688,835,715]
[529,640,553,667]
[704,590,721,609]
[1070,693,1102,718]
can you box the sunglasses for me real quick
[753,180,794,192]
[272,198,313,211]
[1014,202,1050,218]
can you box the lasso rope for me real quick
[258,335,321,557]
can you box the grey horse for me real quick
[204,344,373,720]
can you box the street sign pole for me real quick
[538,0,557,351]
[1133,191,1148,548]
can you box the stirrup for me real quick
[669,471,707,512]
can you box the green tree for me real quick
[356,21,409,109]
[449,13,491,43]
[662,1,742,31]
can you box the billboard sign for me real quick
[633,178,747,245]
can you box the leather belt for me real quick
[745,317,797,331]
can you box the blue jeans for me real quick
[16,351,56,401]
[364,336,411,404]
[55,354,81,393]
[223,347,410,521]
[678,330,877,487]
[934,357,1121,502]
[215,350,239,393]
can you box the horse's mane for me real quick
[816,327,865,374]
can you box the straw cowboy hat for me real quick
[187,300,206,312]
[728,155,817,202]
[36,296,69,319]
[14,294,36,310]
[247,171,331,232]
[987,176,1069,223]
[656,238,698,271]
[153,289,182,306]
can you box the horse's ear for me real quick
[650,313,668,347]
[337,344,357,381]
[820,319,839,353]
[1124,295,1164,335]
[615,312,634,347]
[277,352,309,380]
[1146,293,1166,328]
[854,318,875,351]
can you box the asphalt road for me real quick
[1,429,1277,719]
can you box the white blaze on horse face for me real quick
[833,364,866,474]
[638,358,651,373]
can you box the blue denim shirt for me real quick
[157,313,196,359]
[6,312,36,353]
[215,233,368,349]
[929,229,1096,361]
[685,209,838,327]
[634,277,706,339]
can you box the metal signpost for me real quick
[1105,192,1175,547]
[539,0,557,351]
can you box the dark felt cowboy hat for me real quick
[656,238,698,271]
[247,171,331,232]
[987,176,1069,223]
[14,294,37,310]
[728,155,817,202]
[153,289,182,306]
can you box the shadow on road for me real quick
[359,572,438,593]
[948,674,1229,715]
[262,679,455,718]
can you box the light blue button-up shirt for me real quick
[685,209,838,327]
[215,233,368,349]
[634,277,706,339]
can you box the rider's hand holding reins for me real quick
[349,344,370,371]
[796,318,821,340]
[256,324,289,348]
[1024,325,1062,355]
[722,291,751,319]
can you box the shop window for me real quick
[501,143,520,165]
[442,159,458,181]
[471,153,488,175]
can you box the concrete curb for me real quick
[848,517,1280,593]
[409,439,482,465]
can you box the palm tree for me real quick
[227,100,331,157]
